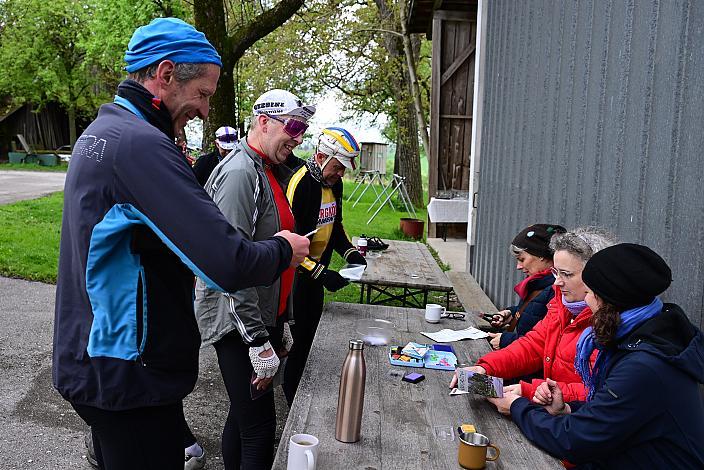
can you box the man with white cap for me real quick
[281,126,367,406]
[192,125,238,186]
[194,89,314,469]
[54,19,309,470]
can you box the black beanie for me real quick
[511,224,567,259]
[582,243,672,310]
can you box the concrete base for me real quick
[427,237,467,272]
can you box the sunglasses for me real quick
[217,134,237,143]
[265,113,308,138]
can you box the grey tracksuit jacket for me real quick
[194,139,293,347]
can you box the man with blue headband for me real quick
[53,18,309,470]
[281,126,368,406]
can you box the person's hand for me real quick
[543,378,571,416]
[449,365,487,388]
[279,322,294,357]
[487,391,522,415]
[346,250,367,266]
[274,230,310,267]
[319,269,349,292]
[248,341,280,390]
[503,383,522,396]
[487,332,502,350]
[491,309,513,328]
[532,381,553,405]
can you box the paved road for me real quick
[0,171,66,205]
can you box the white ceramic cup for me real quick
[425,304,445,323]
[287,433,319,470]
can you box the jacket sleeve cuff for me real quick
[247,335,270,347]
[499,331,517,348]
[298,258,325,279]
[475,359,493,375]
[271,235,293,274]
[520,380,535,398]
[509,396,535,421]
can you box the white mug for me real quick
[425,304,445,323]
[287,433,319,470]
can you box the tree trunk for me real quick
[68,106,77,146]
[194,0,304,149]
[392,71,423,207]
[375,0,423,207]
[194,0,234,149]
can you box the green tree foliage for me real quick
[0,0,187,145]
[0,0,103,144]
[255,0,430,204]
[82,0,190,75]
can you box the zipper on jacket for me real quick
[136,269,147,367]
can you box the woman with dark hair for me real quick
[487,223,566,349]
[490,243,704,469]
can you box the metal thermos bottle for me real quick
[335,339,366,443]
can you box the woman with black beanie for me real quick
[486,223,567,349]
[490,243,704,469]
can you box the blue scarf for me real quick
[562,295,588,315]
[575,297,663,400]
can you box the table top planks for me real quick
[357,239,453,292]
[273,302,561,469]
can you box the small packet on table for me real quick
[401,342,429,359]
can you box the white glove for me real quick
[282,322,294,353]
[249,341,280,379]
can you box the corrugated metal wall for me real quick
[471,0,704,328]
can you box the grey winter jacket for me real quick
[194,139,292,347]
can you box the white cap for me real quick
[215,126,238,150]
[252,89,316,120]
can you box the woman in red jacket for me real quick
[452,227,616,402]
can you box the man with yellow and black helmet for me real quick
[282,126,366,405]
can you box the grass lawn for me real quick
[0,192,63,283]
[0,162,69,172]
[0,179,445,306]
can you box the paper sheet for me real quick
[420,326,489,343]
[339,263,366,281]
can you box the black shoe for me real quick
[367,236,389,251]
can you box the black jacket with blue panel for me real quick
[53,84,291,411]
[510,304,704,469]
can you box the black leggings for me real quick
[73,402,183,470]
[283,275,325,406]
[214,331,276,470]
[178,403,198,448]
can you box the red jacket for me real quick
[477,286,596,402]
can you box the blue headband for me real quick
[124,18,222,73]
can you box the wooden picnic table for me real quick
[273,302,561,469]
[354,239,454,308]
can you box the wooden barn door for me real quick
[428,10,477,238]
